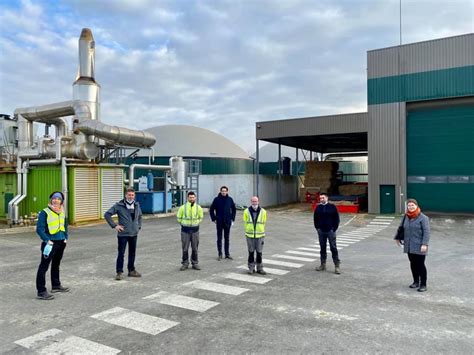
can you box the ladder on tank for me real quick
[185,159,201,203]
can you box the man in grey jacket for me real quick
[104,188,143,280]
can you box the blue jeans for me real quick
[116,236,137,273]
[317,229,340,265]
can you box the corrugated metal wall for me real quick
[72,167,99,223]
[101,168,124,216]
[367,34,473,213]
[22,166,61,216]
[368,34,474,78]
[0,172,17,218]
[368,103,406,213]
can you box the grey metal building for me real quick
[256,33,474,214]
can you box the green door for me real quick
[380,185,395,214]
[407,105,474,213]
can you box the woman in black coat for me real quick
[395,199,431,292]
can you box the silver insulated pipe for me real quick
[73,28,100,123]
[74,119,156,148]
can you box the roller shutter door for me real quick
[101,168,124,216]
[74,167,100,222]
[407,104,474,212]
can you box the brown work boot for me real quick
[128,270,141,277]
[115,272,124,281]
[315,263,326,271]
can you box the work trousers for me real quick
[317,229,340,265]
[216,222,231,257]
[116,236,137,273]
[36,240,66,293]
[408,253,427,286]
[181,231,199,266]
[247,237,264,271]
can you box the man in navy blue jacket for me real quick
[209,186,236,260]
[313,193,341,274]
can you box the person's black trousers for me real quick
[408,253,427,286]
[36,240,67,293]
[116,236,137,273]
[216,222,231,257]
[317,229,340,265]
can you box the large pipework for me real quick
[74,119,156,148]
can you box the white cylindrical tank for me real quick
[170,156,187,187]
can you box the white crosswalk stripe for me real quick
[297,247,321,252]
[272,254,317,262]
[337,235,367,239]
[264,258,304,268]
[370,222,391,225]
[237,265,290,275]
[184,280,249,295]
[285,250,319,257]
[221,272,272,284]
[143,291,219,312]
[15,329,121,354]
[91,307,179,335]
[334,239,357,243]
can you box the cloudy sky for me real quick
[0,0,472,153]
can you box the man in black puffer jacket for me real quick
[313,193,341,274]
[209,186,236,260]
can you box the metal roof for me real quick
[256,112,368,153]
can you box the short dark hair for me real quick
[187,191,196,196]
[126,187,135,193]
[220,186,228,191]
[320,192,328,197]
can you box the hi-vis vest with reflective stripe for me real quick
[243,207,267,238]
[177,202,203,227]
[43,208,66,235]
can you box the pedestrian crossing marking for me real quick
[14,328,64,349]
[91,307,179,335]
[272,254,317,262]
[221,272,272,284]
[184,280,249,295]
[237,265,290,275]
[297,247,321,252]
[41,336,121,354]
[264,258,304,268]
[286,250,320,257]
[333,239,357,243]
[143,291,219,312]
[14,329,121,354]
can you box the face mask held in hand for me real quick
[43,243,53,257]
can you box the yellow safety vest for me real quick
[243,207,267,238]
[43,208,66,235]
[177,202,203,227]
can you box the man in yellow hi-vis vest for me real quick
[177,191,203,270]
[243,196,267,275]
[35,191,69,300]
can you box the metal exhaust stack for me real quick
[73,28,100,123]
